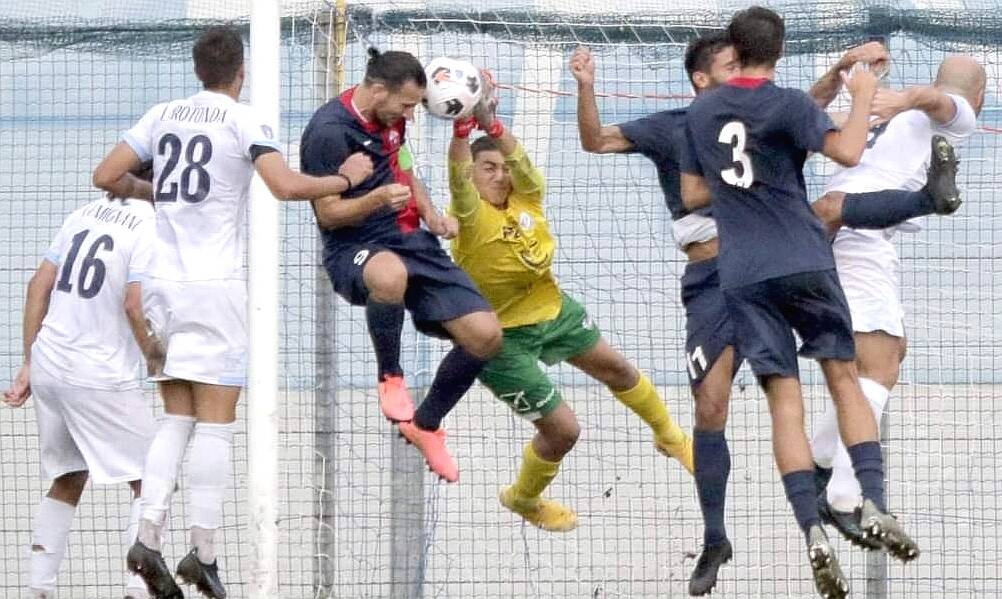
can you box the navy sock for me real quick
[782,470,822,540]
[841,189,935,229]
[848,441,886,512]
[365,299,404,380]
[813,463,833,497]
[694,429,730,547]
[413,346,486,431]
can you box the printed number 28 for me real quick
[719,121,754,188]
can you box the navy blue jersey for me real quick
[618,108,710,221]
[300,87,420,250]
[682,78,837,289]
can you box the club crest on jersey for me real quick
[260,124,274,139]
[387,129,401,149]
[518,211,535,231]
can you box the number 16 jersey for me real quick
[681,78,837,289]
[123,90,280,282]
[34,198,154,390]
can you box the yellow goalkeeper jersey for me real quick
[449,142,562,328]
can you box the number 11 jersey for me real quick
[681,78,837,289]
[123,90,280,282]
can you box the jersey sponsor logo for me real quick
[260,124,274,139]
[353,249,370,266]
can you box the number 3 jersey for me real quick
[34,198,155,390]
[123,90,280,282]
[681,78,837,289]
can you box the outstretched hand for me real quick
[473,69,499,130]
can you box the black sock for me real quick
[694,429,730,547]
[848,441,886,512]
[413,346,486,431]
[365,299,404,380]
[782,470,822,541]
[813,463,833,497]
[841,189,935,229]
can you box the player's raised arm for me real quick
[570,47,634,154]
[312,184,411,229]
[821,64,879,166]
[871,56,984,126]
[93,142,153,201]
[809,41,889,109]
[253,146,372,201]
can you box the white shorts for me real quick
[833,228,905,338]
[145,278,248,386]
[30,354,154,484]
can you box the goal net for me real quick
[0,1,999,598]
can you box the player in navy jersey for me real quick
[574,33,892,596]
[680,7,918,598]
[301,49,502,483]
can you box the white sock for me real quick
[139,414,195,550]
[811,397,840,468]
[29,497,76,593]
[827,377,891,511]
[124,496,149,596]
[188,422,234,564]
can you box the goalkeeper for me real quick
[446,72,693,532]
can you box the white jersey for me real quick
[33,198,155,390]
[123,90,279,282]
[825,92,976,235]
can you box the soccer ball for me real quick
[423,57,483,120]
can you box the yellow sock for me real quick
[613,373,684,444]
[509,442,561,500]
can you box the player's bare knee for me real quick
[49,471,89,505]
[605,360,639,391]
[694,389,728,430]
[364,252,408,302]
[543,418,580,457]
[463,314,503,359]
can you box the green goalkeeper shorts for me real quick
[478,293,602,421]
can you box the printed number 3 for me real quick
[719,121,754,188]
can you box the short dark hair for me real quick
[684,31,732,87]
[193,26,244,89]
[728,6,785,68]
[470,135,502,160]
[364,48,426,91]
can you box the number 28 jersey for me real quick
[123,90,280,282]
[34,198,154,390]
[682,78,837,289]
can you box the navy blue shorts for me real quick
[681,257,742,388]
[323,230,492,339]
[723,269,856,380]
